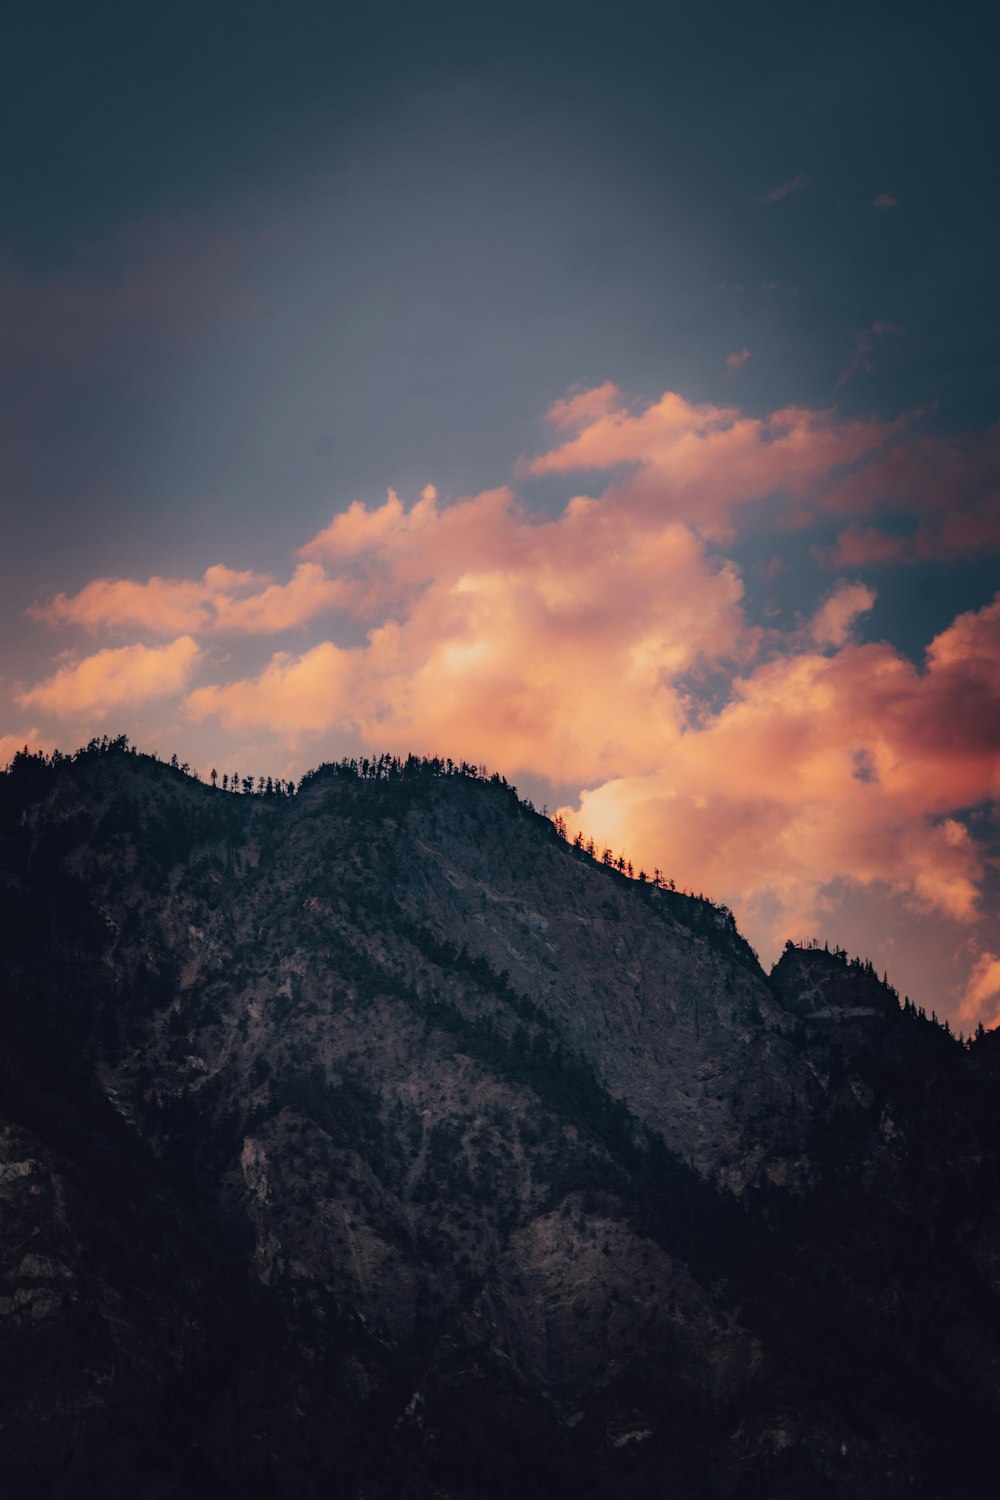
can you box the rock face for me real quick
[1,741,999,1498]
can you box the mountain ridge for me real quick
[2,738,999,1498]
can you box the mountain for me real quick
[2,739,999,1499]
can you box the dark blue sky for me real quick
[4,1,997,558]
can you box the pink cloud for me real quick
[873,194,899,209]
[32,563,352,636]
[544,383,622,432]
[17,638,201,718]
[194,497,752,784]
[959,952,1000,1028]
[39,383,985,684]
[524,385,910,539]
[187,642,355,739]
[808,581,877,648]
[815,422,1000,565]
[725,348,751,376]
[557,596,1000,956]
[755,175,809,203]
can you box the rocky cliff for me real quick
[1,741,998,1498]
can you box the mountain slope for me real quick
[1,741,999,1498]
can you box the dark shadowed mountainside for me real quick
[2,740,1000,1499]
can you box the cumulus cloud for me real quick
[558,597,1000,950]
[32,563,351,635]
[187,641,354,738]
[18,638,201,718]
[523,385,906,540]
[192,490,751,783]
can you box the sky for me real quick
[2,0,999,1024]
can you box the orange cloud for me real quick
[558,602,1000,952]
[524,386,906,539]
[32,563,352,636]
[959,952,1000,1028]
[192,497,751,783]
[17,637,200,718]
[809,581,877,648]
[186,641,354,738]
[545,382,622,431]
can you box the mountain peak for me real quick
[1,742,997,1497]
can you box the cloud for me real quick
[873,193,898,209]
[187,641,354,738]
[959,951,1000,1028]
[524,384,909,540]
[815,422,1000,566]
[557,596,1000,948]
[836,322,904,389]
[755,175,809,203]
[17,638,201,718]
[192,490,751,783]
[725,348,751,375]
[544,383,621,431]
[809,581,877,648]
[32,563,352,636]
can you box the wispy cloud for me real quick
[755,174,809,203]
[873,193,898,209]
[836,321,904,389]
[725,348,751,376]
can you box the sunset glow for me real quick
[8,382,998,1023]
[3,5,997,1024]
